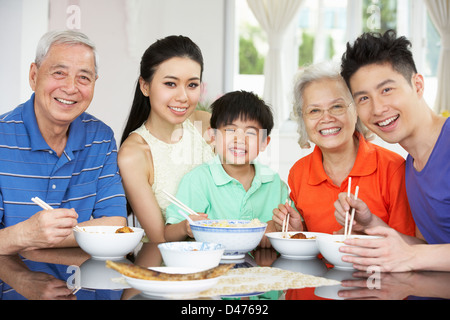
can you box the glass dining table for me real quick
[1,240,449,304]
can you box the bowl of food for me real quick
[74,226,144,260]
[158,242,225,270]
[266,231,324,260]
[190,219,267,259]
[316,234,381,270]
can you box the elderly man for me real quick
[0,30,127,255]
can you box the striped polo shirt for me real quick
[0,94,126,228]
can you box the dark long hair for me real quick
[120,35,204,145]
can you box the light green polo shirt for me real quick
[165,155,289,225]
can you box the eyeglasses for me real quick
[303,102,352,120]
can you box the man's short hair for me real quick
[341,29,417,90]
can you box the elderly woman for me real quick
[273,62,415,236]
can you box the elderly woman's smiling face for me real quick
[302,78,357,151]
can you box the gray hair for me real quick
[35,30,99,76]
[292,61,372,149]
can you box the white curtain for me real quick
[424,0,450,113]
[247,0,305,127]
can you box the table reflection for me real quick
[1,243,449,300]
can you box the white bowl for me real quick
[123,267,219,298]
[314,268,357,300]
[158,242,225,270]
[74,226,144,260]
[316,234,381,270]
[266,231,324,260]
[190,220,267,259]
[271,256,328,277]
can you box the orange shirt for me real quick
[288,135,415,236]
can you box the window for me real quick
[234,0,266,97]
[295,0,348,67]
[234,0,440,124]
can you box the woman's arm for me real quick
[118,135,166,243]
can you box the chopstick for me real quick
[346,185,359,239]
[31,197,53,210]
[161,190,198,216]
[344,177,351,238]
[282,213,290,238]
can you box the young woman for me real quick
[118,36,214,243]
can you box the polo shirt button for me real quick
[49,150,53,154]
[52,184,56,189]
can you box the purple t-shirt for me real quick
[405,118,450,244]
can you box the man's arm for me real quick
[0,208,78,255]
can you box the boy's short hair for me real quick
[341,29,417,90]
[210,90,274,136]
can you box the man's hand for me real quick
[20,208,78,250]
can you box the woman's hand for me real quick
[272,201,303,232]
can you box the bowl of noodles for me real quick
[190,219,267,259]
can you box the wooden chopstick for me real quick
[344,177,351,238]
[161,190,198,216]
[31,197,53,210]
[346,186,359,239]
[282,213,290,238]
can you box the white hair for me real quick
[35,30,99,76]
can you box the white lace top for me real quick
[132,120,214,219]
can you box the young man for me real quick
[336,30,449,272]
[0,30,127,254]
[164,90,290,248]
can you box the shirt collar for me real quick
[308,133,377,185]
[22,93,86,154]
[209,155,275,187]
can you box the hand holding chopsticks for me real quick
[32,197,83,232]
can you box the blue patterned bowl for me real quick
[190,220,267,259]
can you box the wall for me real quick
[0,0,227,144]
[0,0,48,110]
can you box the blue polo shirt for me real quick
[0,94,126,228]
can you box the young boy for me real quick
[164,90,290,248]
[336,30,450,272]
